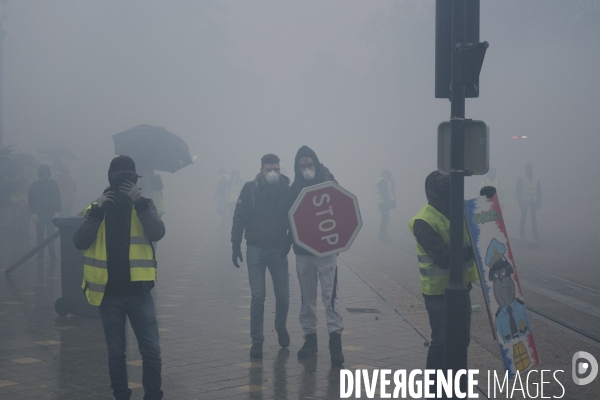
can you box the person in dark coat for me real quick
[231,153,291,359]
[287,145,345,367]
[28,164,61,260]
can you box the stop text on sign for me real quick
[313,193,339,246]
[289,181,362,257]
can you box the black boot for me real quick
[277,327,290,348]
[297,333,318,358]
[329,332,344,367]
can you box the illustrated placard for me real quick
[465,194,540,377]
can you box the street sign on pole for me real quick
[438,119,489,175]
[288,181,362,257]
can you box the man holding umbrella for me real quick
[73,156,165,400]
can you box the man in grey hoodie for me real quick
[288,146,345,367]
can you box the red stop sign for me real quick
[289,182,362,257]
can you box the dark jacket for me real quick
[28,166,61,217]
[73,192,165,295]
[413,171,473,276]
[231,173,291,250]
[289,146,337,256]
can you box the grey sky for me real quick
[3,0,599,242]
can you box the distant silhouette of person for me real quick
[516,164,541,241]
[228,169,244,218]
[28,165,61,260]
[55,164,77,216]
[215,168,229,228]
[376,169,396,241]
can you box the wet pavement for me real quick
[0,227,430,399]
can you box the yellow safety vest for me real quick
[376,177,396,204]
[81,204,157,306]
[408,204,479,295]
[520,176,539,202]
[228,180,244,203]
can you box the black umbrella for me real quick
[38,146,79,161]
[112,124,193,173]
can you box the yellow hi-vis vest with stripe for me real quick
[376,177,396,204]
[520,176,539,202]
[82,204,157,306]
[408,204,479,295]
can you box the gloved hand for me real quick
[31,213,39,223]
[480,186,496,198]
[96,190,116,209]
[232,248,244,268]
[119,181,142,203]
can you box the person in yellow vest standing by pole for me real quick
[408,171,484,389]
[516,163,541,241]
[480,167,503,208]
[73,156,165,400]
[377,169,396,242]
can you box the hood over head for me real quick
[291,146,337,193]
[425,171,451,218]
[294,146,321,179]
[38,164,51,179]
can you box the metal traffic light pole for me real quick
[0,1,7,149]
[444,0,470,396]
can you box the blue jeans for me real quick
[246,245,290,345]
[99,292,163,400]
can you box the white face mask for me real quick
[302,168,315,180]
[265,171,279,184]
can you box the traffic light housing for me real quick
[435,0,481,98]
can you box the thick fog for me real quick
[3,0,600,245]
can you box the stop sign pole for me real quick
[289,182,362,257]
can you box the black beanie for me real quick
[108,155,137,181]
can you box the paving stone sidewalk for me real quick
[0,228,434,400]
